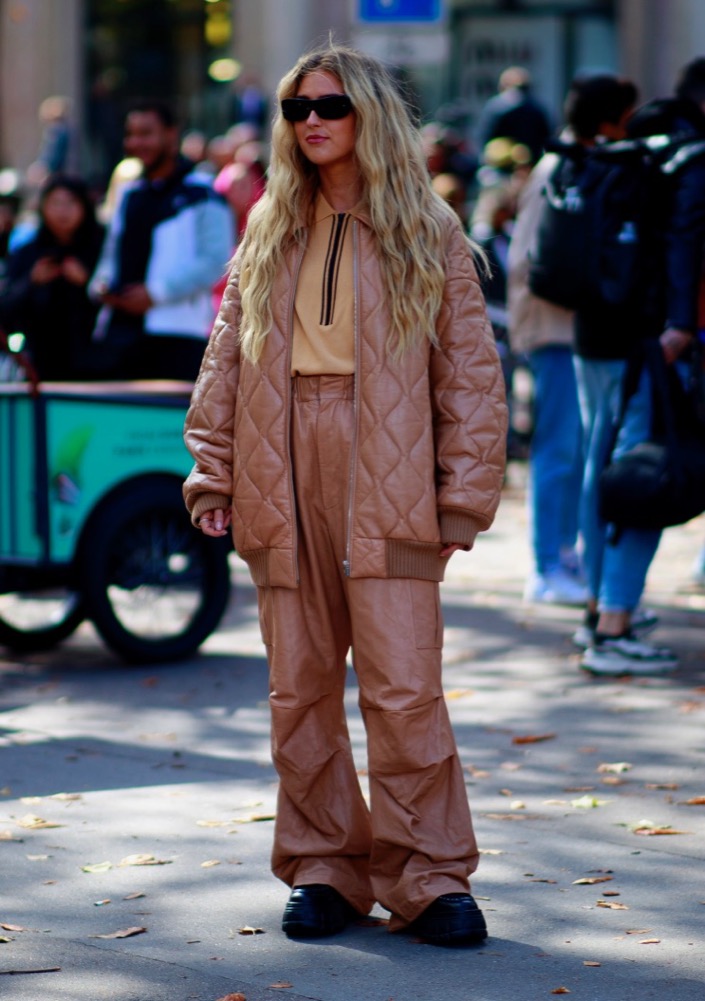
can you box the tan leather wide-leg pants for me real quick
[256,375,479,929]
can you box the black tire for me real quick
[80,478,231,663]
[0,590,85,652]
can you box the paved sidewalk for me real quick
[1,463,704,1001]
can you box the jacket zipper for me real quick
[343,222,360,577]
[287,242,306,585]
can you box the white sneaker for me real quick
[573,607,659,649]
[524,569,588,607]
[581,633,677,675]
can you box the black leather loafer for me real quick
[409,893,488,946]
[282,884,358,939]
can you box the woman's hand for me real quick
[198,508,232,537]
[440,542,470,557]
[61,256,90,286]
[30,256,61,285]
[660,327,693,364]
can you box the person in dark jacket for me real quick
[574,61,705,675]
[476,67,552,166]
[0,175,103,380]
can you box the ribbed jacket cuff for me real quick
[189,493,231,527]
[438,509,483,550]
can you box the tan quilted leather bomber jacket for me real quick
[183,211,508,588]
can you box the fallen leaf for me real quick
[682,797,705,806]
[512,733,556,745]
[445,688,474,700]
[678,701,703,713]
[26,854,50,861]
[123,891,146,900]
[644,783,679,790]
[626,929,652,935]
[640,938,661,944]
[583,961,601,967]
[90,926,147,939]
[571,795,608,809]
[197,820,230,828]
[269,983,293,990]
[573,876,613,885]
[631,822,690,836]
[482,812,543,821]
[479,848,504,855]
[602,891,621,897]
[238,925,264,935]
[601,776,627,786]
[510,800,526,810]
[119,854,172,866]
[15,814,63,830]
[0,936,13,943]
[597,762,631,774]
[1,924,26,932]
[528,878,557,883]
[201,860,221,868]
[551,989,571,995]
[0,831,23,842]
[51,793,81,802]
[81,861,113,873]
[232,814,276,824]
[216,995,247,1001]
[596,900,629,910]
[0,967,61,975]
[563,786,594,793]
[465,766,490,778]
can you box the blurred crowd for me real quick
[2,58,705,660]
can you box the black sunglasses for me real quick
[281,95,353,123]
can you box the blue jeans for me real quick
[528,346,584,574]
[573,356,661,613]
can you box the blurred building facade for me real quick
[1,0,704,184]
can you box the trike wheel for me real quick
[81,479,231,663]
[0,590,85,652]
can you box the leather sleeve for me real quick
[431,220,508,545]
[183,270,242,523]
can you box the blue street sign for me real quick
[358,0,443,23]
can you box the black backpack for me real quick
[527,135,705,312]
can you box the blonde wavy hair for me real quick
[237,43,470,362]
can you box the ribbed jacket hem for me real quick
[385,540,446,582]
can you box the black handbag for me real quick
[598,339,705,532]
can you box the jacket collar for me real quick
[313,190,371,227]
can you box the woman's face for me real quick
[42,187,85,242]
[293,70,357,173]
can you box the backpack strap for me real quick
[660,138,705,175]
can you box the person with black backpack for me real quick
[567,63,705,675]
[508,75,638,609]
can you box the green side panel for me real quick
[0,395,44,560]
[45,399,192,562]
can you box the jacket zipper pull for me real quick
[343,560,351,577]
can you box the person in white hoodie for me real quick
[89,100,233,380]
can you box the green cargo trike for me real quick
[0,380,231,663]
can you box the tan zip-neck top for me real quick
[291,194,363,375]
